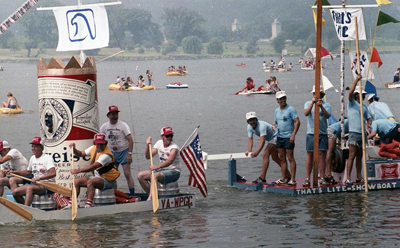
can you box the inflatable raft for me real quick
[166,83,188,89]
[166,71,188,76]
[1,107,23,114]
[238,90,274,95]
[108,84,155,91]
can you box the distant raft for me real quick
[1,107,23,114]
[166,71,189,76]
[108,84,155,91]
[166,82,188,89]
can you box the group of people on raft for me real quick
[245,74,400,187]
[115,70,153,90]
[167,65,187,73]
[241,76,281,93]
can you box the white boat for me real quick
[300,63,315,71]
[166,83,188,89]
[238,90,274,95]
[0,193,195,224]
[264,67,288,73]
[385,82,400,89]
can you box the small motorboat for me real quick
[385,82,400,89]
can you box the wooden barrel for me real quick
[94,189,116,206]
[331,147,347,173]
[158,181,180,197]
[32,194,56,210]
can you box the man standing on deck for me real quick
[303,86,331,186]
[0,140,29,197]
[274,91,300,185]
[100,105,135,196]
[345,74,372,184]
[244,111,291,184]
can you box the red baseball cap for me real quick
[94,133,107,144]
[30,137,45,146]
[107,105,120,116]
[161,126,174,136]
[0,141,10,151]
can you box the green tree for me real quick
[207,38,224,54]
[272,33,287,54]
[160,41,178,55]
[162,7,207,45]
[182,36,203,54]
[8,35,23,53]
[245,38,258,54]
[19,10,57,57]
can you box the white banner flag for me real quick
[53,5,109,51]
[349,51,375,80]
[330,8,366,41]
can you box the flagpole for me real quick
[340,0,346,149]
[180,125,200,151]
[355,17,369,193]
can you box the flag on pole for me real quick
[312,10,326,27]
[330,8,366,41]
[365,80,377,97]
[321,46,333,60]
[314,0,331,5]
[180,129,207,198]
[377,11,400,26]
[370,47,383,68]
[53,4,110,51]
[376,0,393,5]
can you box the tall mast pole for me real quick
[340,0,346,149]
[78,0,86,65]
[312,0,323,187]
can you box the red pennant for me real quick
[370,47,383,68]
[321,46,333,60]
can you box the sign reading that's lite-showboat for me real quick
[330,8,366,41]
[53,5,109,51]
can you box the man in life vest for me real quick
[245,77,255,90]
[69,133,120,208]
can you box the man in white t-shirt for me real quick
[10,137,56,206]
[70,133,120,208]
[100,105,135,196]
[138,126,181,196]
[0,140,29,196]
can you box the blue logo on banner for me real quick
[66,9,96,42]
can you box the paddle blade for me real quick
[0,197,32,221]
[39,181,72,198]
[71,187,78,220]
[151,171,159,213]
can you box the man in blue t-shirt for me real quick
[367,94,395,121]
[245,111,291,184]
[303,85,331,186]
[274,91,300,186]
[367,119,400,144]
[345,74,372,185]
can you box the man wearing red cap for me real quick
[137,126,181,196]
[100,105,135,196]
[10,137,56,206]
[0,140,29,197]
[69,133,120,208]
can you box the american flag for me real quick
[180,130,207,198]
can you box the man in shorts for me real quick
[138,127,180,196]
[303,86,331,186]
[70,133,120,208]
[274,91,300,185]
[0,140,29,196]
[100,105,135,196]
[244,111,291,184]
[345,74,372,184]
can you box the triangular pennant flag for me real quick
[376,0,393,5]
[365,80,377,97]
[370,47,383,68]
[314,0,331,5]
[321,46,333,60]
[322,75,338,92]
[312,10,326,27]
[377,11,400,26]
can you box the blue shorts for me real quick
[8,174,33,184]
[276,137,295,150]
[112,148,129,165]
[8,105,16,109]
[154,169,180,184]
[306,134,328,152]
[102,177,117,190]
[348,132,364,148]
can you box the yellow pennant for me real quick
[313,10,326,29]
[376,0,393,5]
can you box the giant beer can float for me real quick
[37,56,99,204]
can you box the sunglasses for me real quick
[165,134,174,138]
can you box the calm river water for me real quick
[0,54,400,247]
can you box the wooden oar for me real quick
[71,147,78,220]
[0,197,32,221]
[149,144,159,213]
[9,173,72,197]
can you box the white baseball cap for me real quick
[366,93,375,101]
[354,88,367,95]
[0,141,10,151]
[246,111,257,120]
[275,91,287,99]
